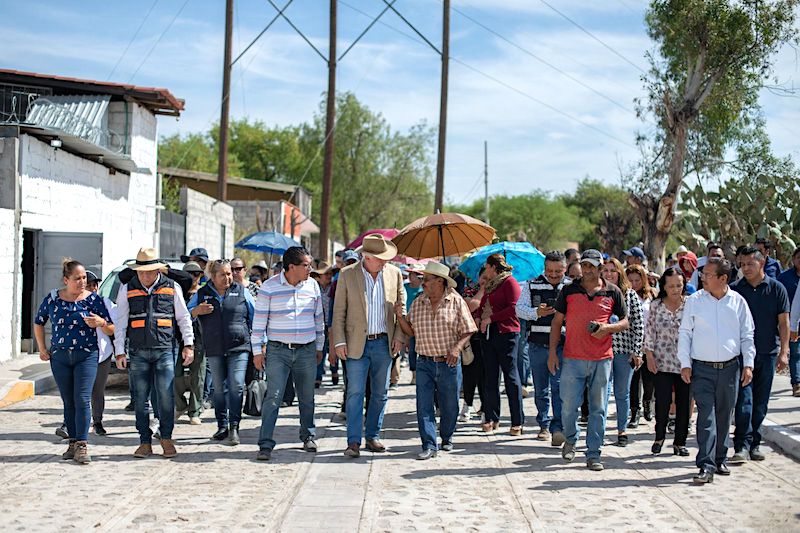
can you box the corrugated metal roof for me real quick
[26,95,111,148]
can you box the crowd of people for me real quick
[35,234,800,484]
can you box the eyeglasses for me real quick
[291,262,313,269]
[232,266,246,272]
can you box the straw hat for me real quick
[129,247,167,271]
[421,262,456,289]
[355,234,397,260]
[312,261,334,275]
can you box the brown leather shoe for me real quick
[134,443,153,458]
[62,440,77,460]
[161,439,177,458]
[344,443,360,458]
[510,426,523,436]
[73,441,91,464]
[481,422,494,433]
[365,439,386,453]
[793,383,800,397]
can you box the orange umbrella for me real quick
[392,212,496,259]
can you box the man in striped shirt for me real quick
[251,247,325,461]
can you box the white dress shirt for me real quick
[113,274,194,355]
[677,288,756,370]
[791,287,800,334]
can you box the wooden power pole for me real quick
[319,0,337,261]
[434,0,450,213]
[217,0,234,202]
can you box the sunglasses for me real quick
[190,271,203,277]
[232,266,246,272]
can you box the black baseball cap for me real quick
[85,270,101,284]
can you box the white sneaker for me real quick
[458,403,472,423]
[189,416,201,425]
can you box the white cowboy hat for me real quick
[421,262,457,289]
[355,234,397,261]
[129,247,168,272]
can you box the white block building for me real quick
[0,69,185,361]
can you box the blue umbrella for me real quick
[459,241,545,282]
[235,231,300,255]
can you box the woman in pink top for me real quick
[478,254,524,435]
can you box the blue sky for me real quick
[3,0,798,204]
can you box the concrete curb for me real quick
[761,418,800,462]
[0,370,56,408]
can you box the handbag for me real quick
[461,342,475,366]
[243,370,268,417]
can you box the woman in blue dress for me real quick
[33,258,114,464]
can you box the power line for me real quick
[107,0,160,80]
[339,0,634,149]
[537,0,647,74]
[126,0,191,84]
[457,171,485,205]
[449,3,635,116]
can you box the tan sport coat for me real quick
[331,261,407,359]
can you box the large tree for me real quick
[624,0,798,268]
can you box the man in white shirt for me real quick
[678,257,755,484]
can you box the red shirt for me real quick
[554,277,626,361]
[479,276,521,334]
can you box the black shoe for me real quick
[717,463,731,476]
[229,425,240,446]
[627,413,640,429]
[651,441,663,455]
[693,469,714,484]
[750,447,766,461]
[643,409,653,422]
[441,441,454,452]
[124,402,135,412]
[314,381,321,389]
[212,427,229,441]
[673,445,690,457]
[331,373,340,385]
[93,422,107,436]
[55,424,69,439]
[579,415,588,426]
[616,434,629,447]
[256,449,272,461]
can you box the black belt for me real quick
[692,357,738,370]
[419,354,448,363]
[268,340,314,350]
[366,333,387,341]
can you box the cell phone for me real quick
[531,295,542,308]
[587,321,600,333]
[545,298,557,308]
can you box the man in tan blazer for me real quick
[332,234,406,457]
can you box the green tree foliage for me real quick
[624,0,798,268]
[158,131,216,173]
[449,192,590,252]
[561,178,642,256]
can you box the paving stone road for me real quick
[1,374,800,532]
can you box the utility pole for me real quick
[319,0,337,261]
[217,0,234,202]
[483,140,489,225]
[434,0,449,213]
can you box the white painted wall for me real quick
[181,187,234,261]
[0,207,17,361]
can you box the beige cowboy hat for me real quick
[421,262,457,289]
[129,247,168,272]
[312,261,333,276]
[355,233,397,261]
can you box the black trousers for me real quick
[653,371,691,445]
[630,362,655,415]
[480,327,524,426]
[463,334,486,409]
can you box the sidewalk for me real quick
[759,373,800,459]
[0,354,55,408]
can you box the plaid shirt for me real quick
[409,288,477,357]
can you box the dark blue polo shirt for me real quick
[731,275,790,355]
[777,267,800,303]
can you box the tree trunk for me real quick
[339,204,350,246]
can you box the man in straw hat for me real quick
[332,234,407,457]
[113,248,195,459]
[394,263,477,459]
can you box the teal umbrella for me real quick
[459,241,545,282]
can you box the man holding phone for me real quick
[516,251,570,446]
[547,249,629,471]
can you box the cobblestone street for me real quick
[2,375,800,532]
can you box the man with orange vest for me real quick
[114,248,195,459]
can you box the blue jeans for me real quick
[529,343,563,433]
[734,353,777,452]
[258,341,317,451]
[129,348,175,444]
[560,357,612,460]
[315,330,331,381]
[516,321,530,385]
[416,356,459,451]
[692,359,739,472]
[50,348,98,442]
[346,336,392,445]
[408,336,417,372]
[609,353,635,433]
[207,350,249,428]
[789,341,800,385]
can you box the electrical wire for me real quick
[126,0,191,84]
[107,0,160,80]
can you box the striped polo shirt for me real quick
[363,266,388,335]
[250,272,325,351]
